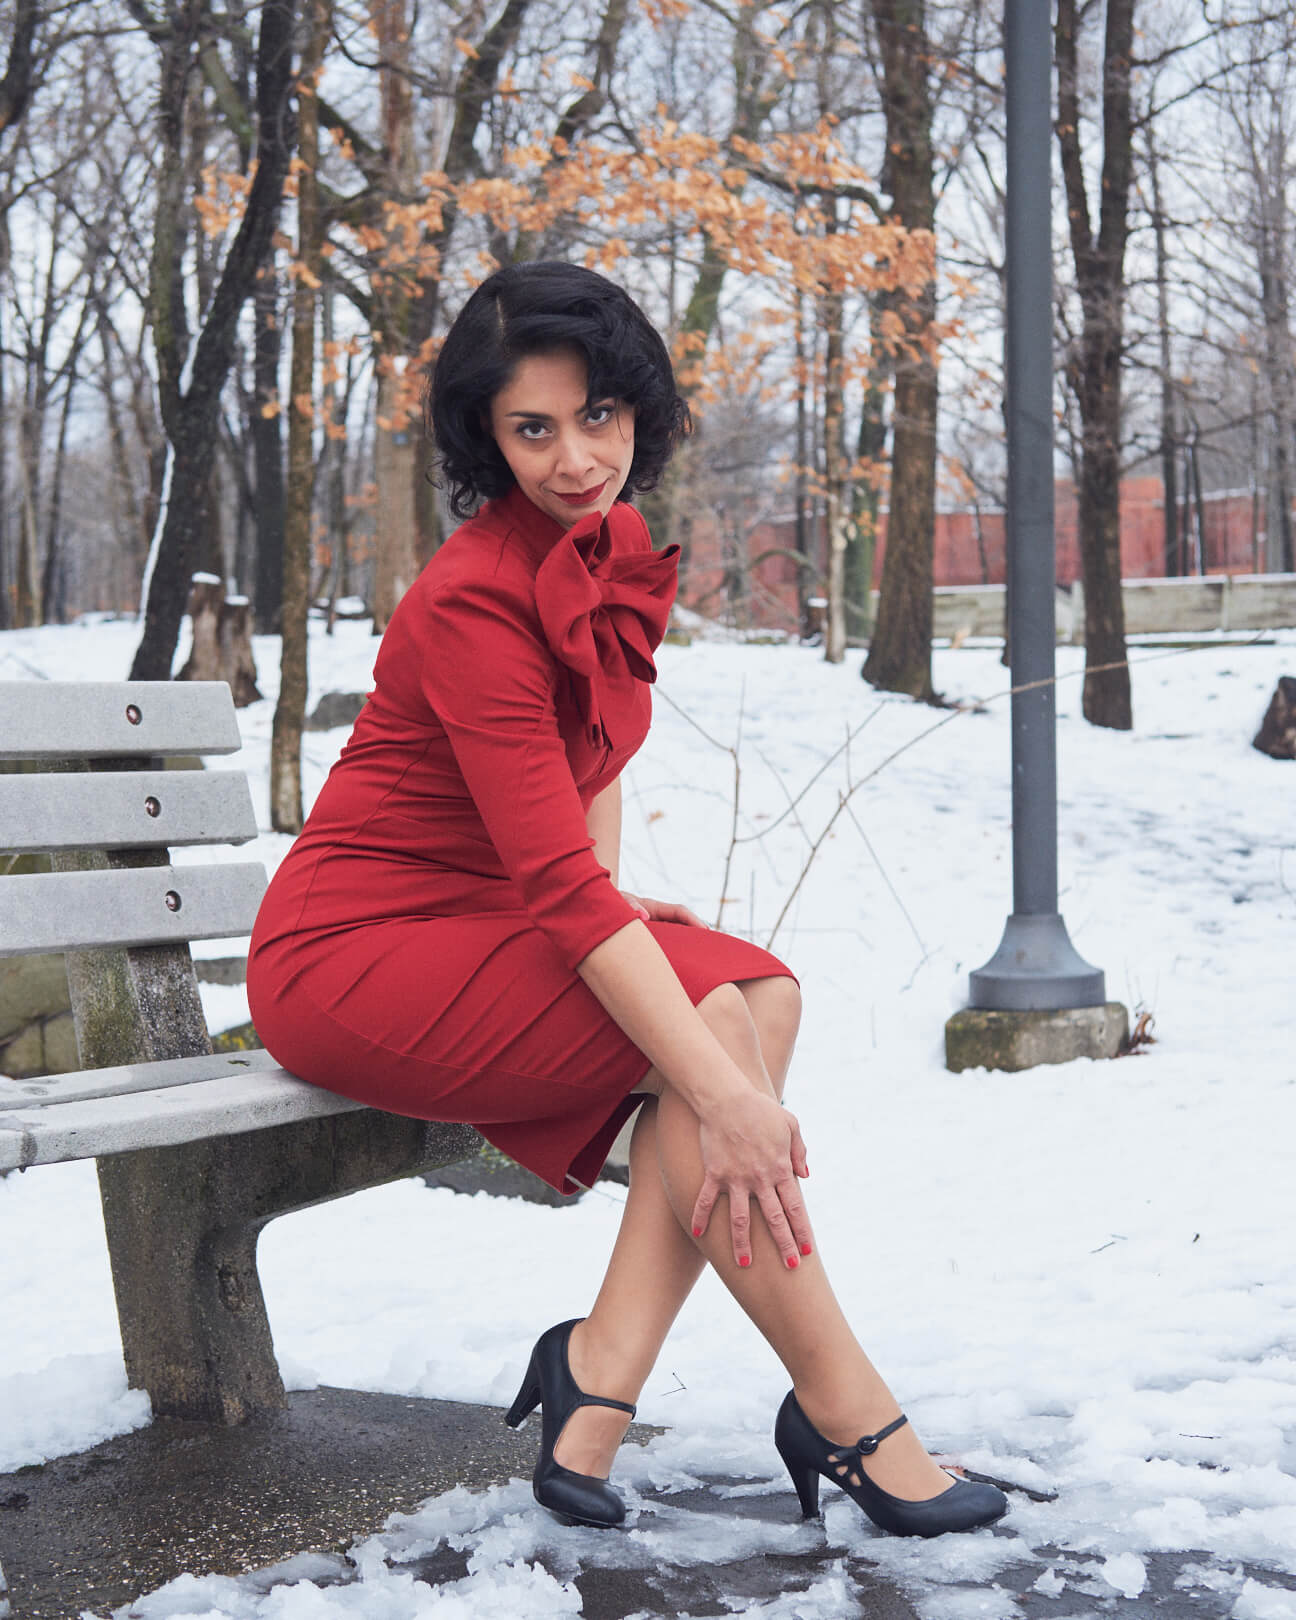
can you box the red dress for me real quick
[247,486,795,1193]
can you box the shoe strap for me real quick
[576,1393,637,1419]
[852,1413,909,1456]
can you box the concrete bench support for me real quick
[98,1111,478,1424]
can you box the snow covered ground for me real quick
[2,615,1294,1618]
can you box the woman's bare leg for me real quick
[553,1098,703,1473]
[554,975,797,1475]
[560,976,952,1500]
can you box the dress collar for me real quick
[481,487,680,748]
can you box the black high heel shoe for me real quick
[504,1318,637,1528]
[774,1391,1009,1538]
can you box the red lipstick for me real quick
[553,481,608,507]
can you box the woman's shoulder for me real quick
[415,497,544,608]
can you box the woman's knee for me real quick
[696,981,765,1074]
[741,975,801,1052]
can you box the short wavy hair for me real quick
[427,261,691,519]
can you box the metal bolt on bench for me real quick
[0,681,478,1427]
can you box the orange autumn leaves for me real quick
[202,113,936,437]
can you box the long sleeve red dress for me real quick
[247,484,796,1194]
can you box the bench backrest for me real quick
[0,681,265,960]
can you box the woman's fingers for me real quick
[787,1113,810,1178]
[755,1183,804,1269]
[693,1100,812,1268]
[635,897,710,929]
[728,1187,753,1268]
[672,903,710,928]
[689,1176,719,1242]
[777,1176,814,1260]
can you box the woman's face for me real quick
[488,348,635,529]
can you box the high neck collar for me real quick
[491,483,620,561]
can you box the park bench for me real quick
[0,680,480,1434]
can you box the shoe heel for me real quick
[775,1435,822,1519]
[505,1355,542,1428]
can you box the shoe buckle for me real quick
[855,1435,881,1456]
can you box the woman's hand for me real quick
[691,1088,812,1270]
[620,890,710,929]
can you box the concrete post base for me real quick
[945,1001,1129,1073]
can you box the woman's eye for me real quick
[517,421,549,441]
[585,403,616,427]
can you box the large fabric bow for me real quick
[534,508,680,748]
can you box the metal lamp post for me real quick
[967,0,1105,1012]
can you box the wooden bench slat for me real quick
[0,769,257,854]
[0,1064,366,1171]
[0,862,266,956]
[0,682,243,760]
[0,1047,286,1107]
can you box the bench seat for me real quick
[0,1051,366,1172]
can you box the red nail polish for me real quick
[692,1227,703,1238]
[785,1255,799,1269]
[738,1255,751,1268]
[800,1242,813,1256]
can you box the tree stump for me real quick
[177,578,262,707]
[177,575,225,684]
[219,596,263,706]
[1253,676,1296,760]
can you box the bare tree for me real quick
[862,0,938,701]
[129,0,298,681]
[270,0,327,833]
[1055,0,1134,730]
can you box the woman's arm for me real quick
[585,779,622,887]
[587,778,707,929]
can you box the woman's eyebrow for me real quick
[502,401,612,420]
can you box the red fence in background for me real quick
[679,477,1268,630]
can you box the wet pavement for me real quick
[1,1389,1293,1617]
[0,1387,916,1618]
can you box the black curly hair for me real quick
[427,261,691,519]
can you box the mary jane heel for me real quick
[774,1392,1008,1539]
[505,1318,636,1529]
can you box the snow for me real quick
[1,614,1295,1618]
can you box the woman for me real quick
[247,261,1007,1540]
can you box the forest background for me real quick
[2,0,1295,823]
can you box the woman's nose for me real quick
[553,430,597,480]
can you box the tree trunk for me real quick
[369,0,419,634]
[42,321,85,626]
[0,224,8,631]
[1056,0,1134,730]
[793,292,815,639]
[1148,125,1179,577]
[15,411,40,628]
[862,0,937,701]
[372,370,419,632]
[252,265,286,631]
[131,0,297,682]
[822,253,848,664]
[96,298,148,600]
[271,0,326,833]
[848,291,889,642]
